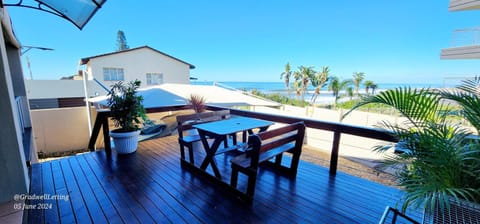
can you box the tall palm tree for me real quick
[352,72,365,96]
[364,80,374,95]
[294,66,315,102]
[328,76,352,108]
[292,80,302,100]
[280,63,292,97]
[342,79,480,215]
[310,66,329,104]
[370,82,378,94]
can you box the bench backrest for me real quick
[176,110,230,138]
[247,121,305,167]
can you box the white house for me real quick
[80,46,195,88]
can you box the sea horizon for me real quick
[192,80,457,104]
[192,80,456,92]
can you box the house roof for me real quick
[88,84,281,108]
[80,46,195,69]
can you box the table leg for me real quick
[198,131,224,179]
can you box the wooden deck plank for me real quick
[27,163,44,224]
[82,153,145,224]
[74,155,124,224]
[89,153,180,223]
[50,160,76,223]
[26,135,422,224]
[77,154,139,224]
[137,148,264,224]
[41,162,60,224]
[58,158,93,224]
[151,138,358,223]
[145,138,300,223]
[67,156,109,224]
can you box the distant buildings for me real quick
[26,46,196,109]
[440,0,480,59]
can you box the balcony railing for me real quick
[448,27,480,47]
[449,0,480,11]
[87,105,396,175]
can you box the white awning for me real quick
[88,83,280,109]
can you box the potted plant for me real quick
[107,79,146,154]
[188,94,206,113]
[343,78,480,221]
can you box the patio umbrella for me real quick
[4,0,106,29]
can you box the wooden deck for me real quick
[25,135,421,223]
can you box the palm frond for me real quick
[342,87,443,125]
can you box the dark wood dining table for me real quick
[193,116,273,179]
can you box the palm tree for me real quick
[280,63,292,97]
[293,66,315,102]
[346,87,354,100]
[292,80,302,100]
[342,78,480,215]
[364,80,374,95]
[370,82,378,94]
[328,76,352,108]
[310,66,329,104]
[352,72,365,96]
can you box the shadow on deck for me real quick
[25,135,421,223]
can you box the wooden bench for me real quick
[176,110,231,164]
[230,121,305,202]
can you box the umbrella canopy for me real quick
[5,0,106,29]
[88,84,280,109]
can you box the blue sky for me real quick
[8,0,480,84]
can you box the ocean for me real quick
[192,81,454,104]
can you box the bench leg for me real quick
[275,154,283,168]
[187,143,195,164]
[179,141,186,160]
[230,167,239,188]
[290,151,301,175]
[246,172,257,199]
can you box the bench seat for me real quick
[230,122,305,202]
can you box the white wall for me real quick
[31,107,92,154]
[87,47,191,87]
[0,23,29,203]
[26,80,109,99]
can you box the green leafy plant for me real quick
[343,82,480,214]
[107,80,146,133]
[188,94,206,113]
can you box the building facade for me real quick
[80,46,195,88]
[441,0,480,59]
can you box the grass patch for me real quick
[248,89,311,107]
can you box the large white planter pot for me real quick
[110,130,141,154]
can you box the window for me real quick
[146,73,163,85]
[103,68,125,81]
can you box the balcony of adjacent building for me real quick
[449,0,480,11]
[441,27,480,59]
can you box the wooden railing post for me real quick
[87,110,111,156]
[329,131,341,176]
[102,116,111,156]
[88,110,108,151]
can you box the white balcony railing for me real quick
[449,27,480,47]
[449,0,480,11]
